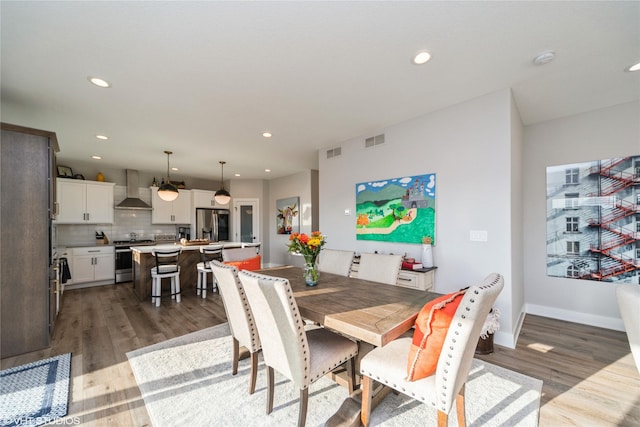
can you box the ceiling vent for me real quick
[326,147,342,159]
[365,133,385,148]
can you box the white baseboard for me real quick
[525,303,624,331]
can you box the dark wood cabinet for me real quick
[1,123,59,358]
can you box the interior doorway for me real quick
[232,198,260,245]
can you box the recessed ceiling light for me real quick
[412,51,432,65]
[533,50,555,66]
[91,155,102,160]
[88,76,111,88]
[96,134,108,140]
[265,169,271,173]
[234,173,241,177]
[625,61,640,72]
[171,167,178,171]
[262,132,272,138]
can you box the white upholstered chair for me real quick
[318,249,355,277]
[616,283,640,373]
[237,270,358,427]
[209,261,262,394]
[360,273,504,427]
[196,244,223,298]
[356,253,403,285]
[150,248,182,307]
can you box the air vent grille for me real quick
[365,133,385,148]
[326,147,342,159]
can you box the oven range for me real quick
[114,239,155,283]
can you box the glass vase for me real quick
[303,261,319,286]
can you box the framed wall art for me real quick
[276,197,299,235]
[546,155,639,283]
[356,173,436,244]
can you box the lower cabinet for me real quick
[70,246,115,286]
[396,269,435,291]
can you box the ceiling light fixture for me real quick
[96,135,108,140]
[533,50,555,66]
[214,161,231,205]
[625,61,640,72]
[262,132,272,138]
[157,150,179,202]
[88,76,111,88]
[412,51,432,65]
[91,155,102,160]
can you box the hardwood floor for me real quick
[2,283,639,426]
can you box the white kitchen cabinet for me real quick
[151,188,191,224]
[192,189,229,209]
[56,179,115,224]
[70,246,114,286]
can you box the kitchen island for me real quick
[131,242,243,302]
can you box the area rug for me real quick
[0,353,71,427]
[127,324,542,426]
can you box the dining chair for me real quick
[356,253,402,285]
[209,261,262,394]
[359,273,504,427]
[150,248,182,307]
[196,244,223,298]
[222,247,262,271]
[317,249,355,277]
[237,270,358,427]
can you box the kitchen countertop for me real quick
[130,241,243,253]
[59,243,115,248]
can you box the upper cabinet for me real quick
[151,188,191,224]
[56,179,115,224]
[192,189,229,209]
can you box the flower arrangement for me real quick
[422,236,433,245]
[287,231,326,265]
[287,231,326,286]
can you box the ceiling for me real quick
[1,1,638,181]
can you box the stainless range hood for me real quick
[115,169,152,210]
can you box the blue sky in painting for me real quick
[356,174,436,197]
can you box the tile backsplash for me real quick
[56,186,189,246]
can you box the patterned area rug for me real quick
[0,353,71,427]
[128,324,542,426]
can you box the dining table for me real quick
[258,265,442,425]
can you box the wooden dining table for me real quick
[259,265,441,347]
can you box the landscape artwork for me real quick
[356,173,436,244]
[276,197,299,235]
[546,155,639,283]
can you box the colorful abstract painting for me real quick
[546,155,639,283]
[356,173,436,244]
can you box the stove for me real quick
[114,240,156,283]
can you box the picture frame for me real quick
[57,165,73,178]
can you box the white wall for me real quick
[523,101,640,331]
[319,89,522,347]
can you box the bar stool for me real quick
[197,244,223,298]
[151,248,182,307]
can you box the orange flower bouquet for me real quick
[287,231,326,285]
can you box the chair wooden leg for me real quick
[437,410,448,427]
[266,366,274,415]
[298,388,308,427]
[249,351,258,394]
[360,375,373,427]
[345,357,356,393]
[456,384,466,427]
[232,337,239,375]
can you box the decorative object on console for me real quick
[57,165,73,178]
[214,161,231,205]
[157,150,179,202]
[421,235,434,268]
[287,231,326,286]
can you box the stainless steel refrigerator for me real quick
[195,208,230,241]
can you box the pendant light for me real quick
[214,161,231,205]
[157,150,179,202]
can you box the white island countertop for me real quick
[130,242,243,254]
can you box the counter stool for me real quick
[151,248,182,307]
[197,245,223,298]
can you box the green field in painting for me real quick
[356,206,435,244]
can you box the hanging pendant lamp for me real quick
[214,161,231,205]
[157,150,179,202]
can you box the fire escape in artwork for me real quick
[586,157,640,280]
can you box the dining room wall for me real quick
[318,88,523,348]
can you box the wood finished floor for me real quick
[2,283,639,426]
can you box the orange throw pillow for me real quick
[406,289,467,381]
[224,255,261,271]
